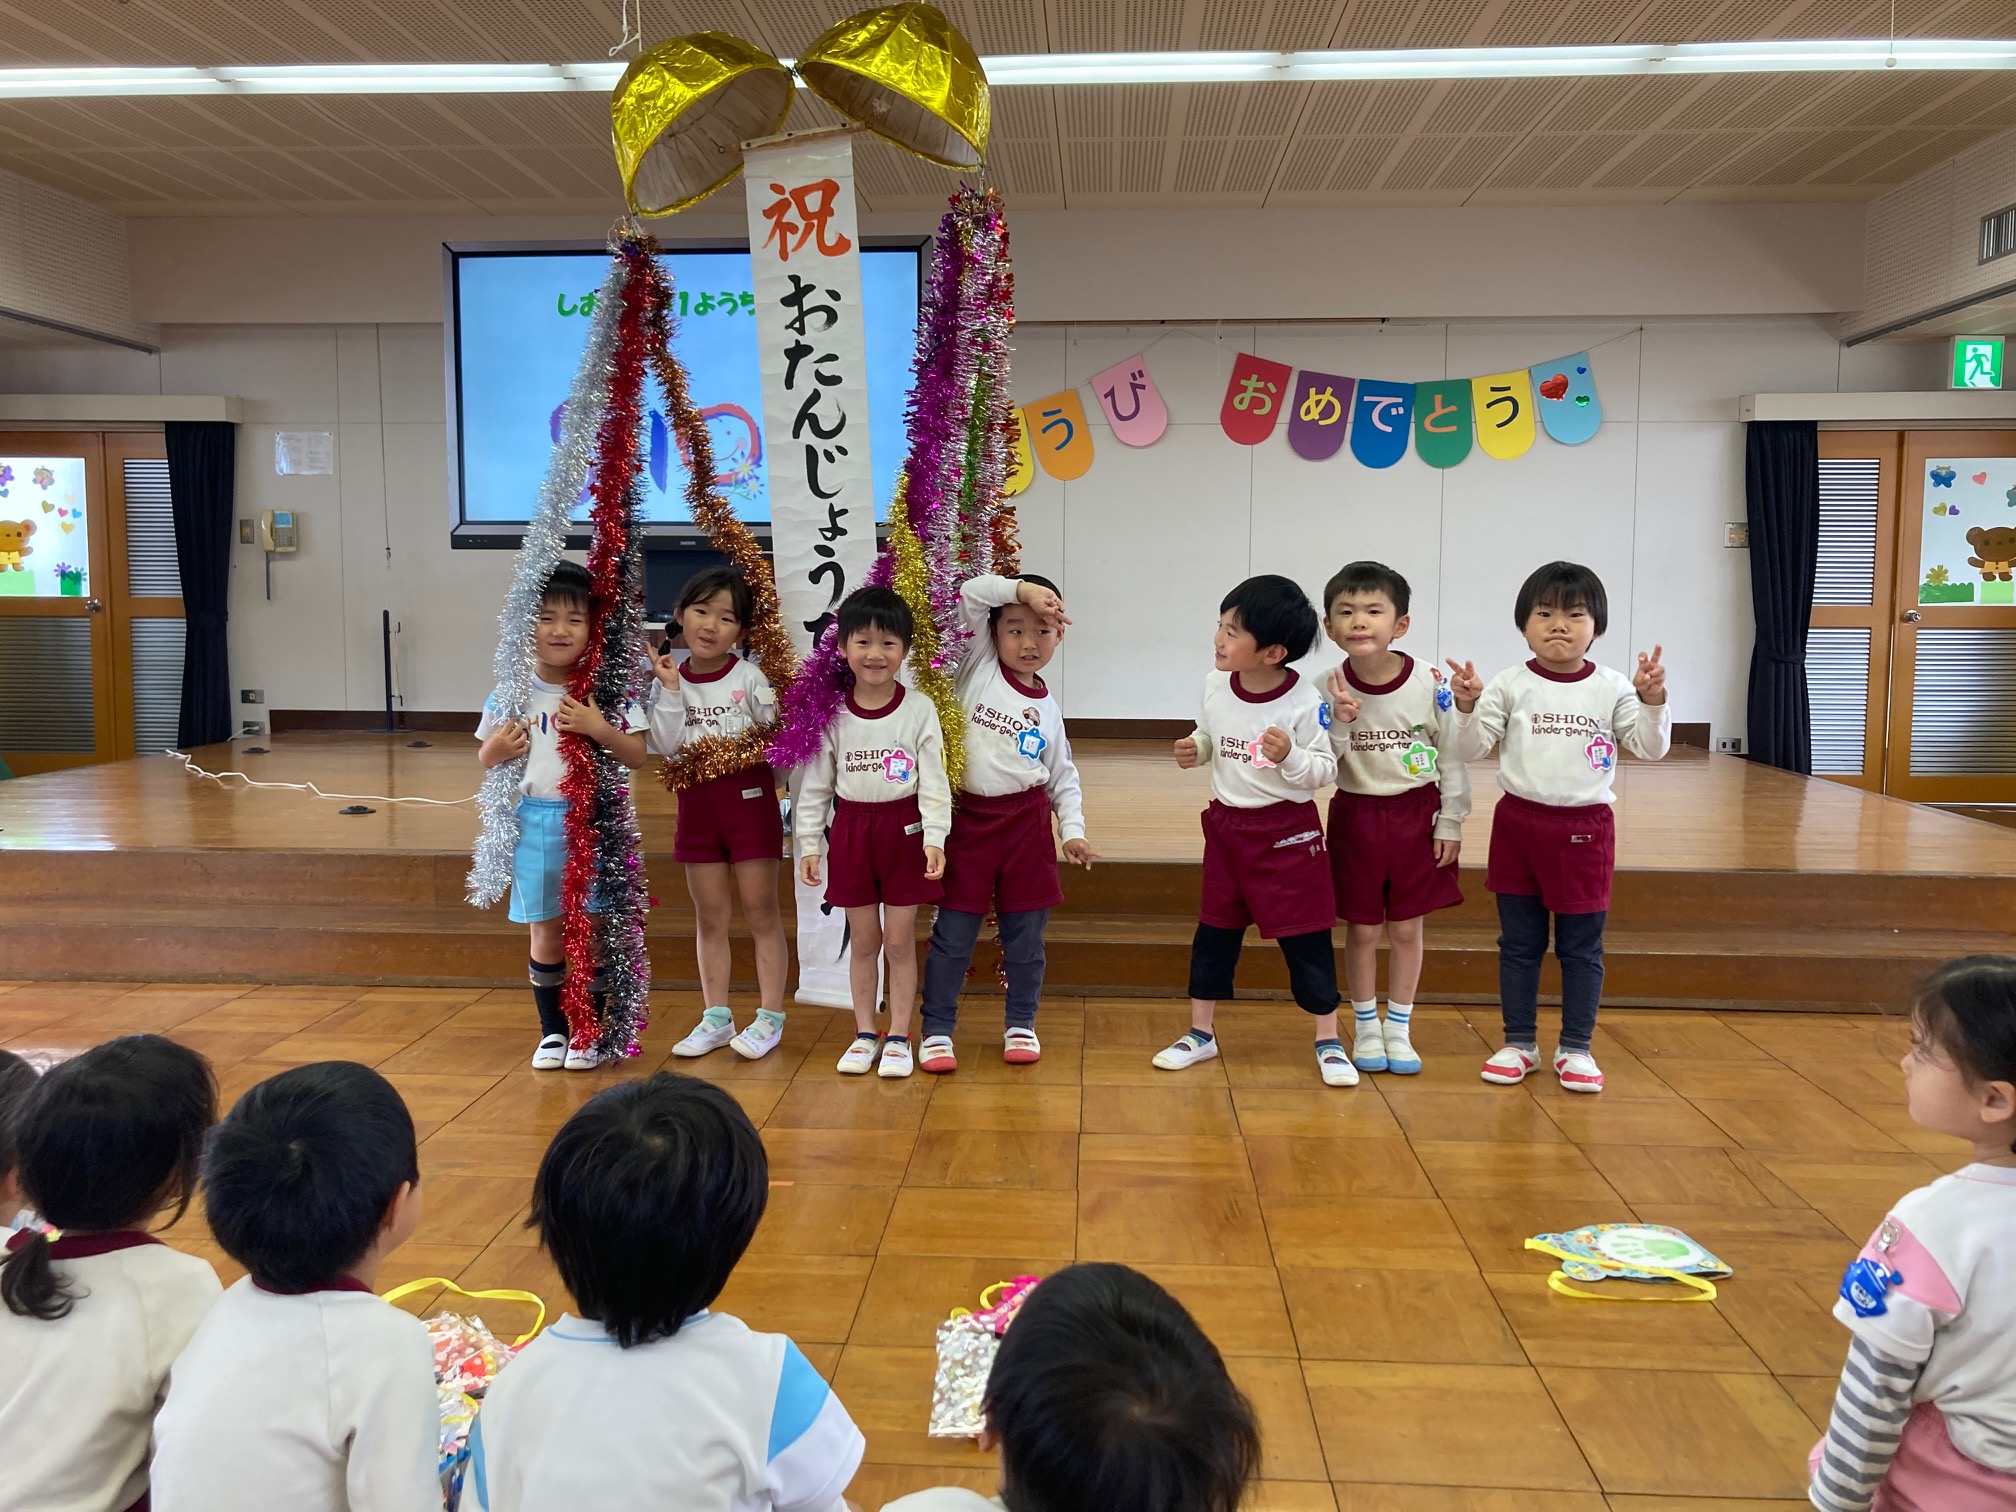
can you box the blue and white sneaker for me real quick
[1352,1017,1388,1073]
[1316,1039,1359,1087]
[1383,1019,1422,1075]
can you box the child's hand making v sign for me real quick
[1323,668,1364,726]
[1633,645,1667,705]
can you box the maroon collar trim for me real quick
[679,654,739,685]
[1526,658,1596,684]
[1343,653,1413,697]
[846,682,906,720]
[1231,668,1297,704]
[6,1229,163,1259]
[253,1274,375,1296]
[999,663,1048,700]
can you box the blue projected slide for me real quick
[451,245,919,529]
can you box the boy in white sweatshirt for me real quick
[1153,575,1350,1086]
[795,586,952,1079]
[1447,561,1669,1095]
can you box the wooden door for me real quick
[0,433,113,774]
[1809,431,1902,790]
[1886,430,2016,802]
[102,434,184,759]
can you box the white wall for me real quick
[0,313,1941,738]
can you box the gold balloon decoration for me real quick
[611,32,794,216]
[794,3,990,168]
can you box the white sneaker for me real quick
[878,1039,915,1079]
[1352,1020,1388,1072]
[1383,1023,1423,1076]
[531,1034,567,1071]
[1316,1041,1360,1087]
[1152,1031,1219,1071]
[919,1034,959,1073]
[1553,1047,1605,1094]
[1480,1045,1539,1085]
[837,1036,879,1075]
[730,1014,784,1060]
[672,1014,736,1058]
[563,1043,604,1072]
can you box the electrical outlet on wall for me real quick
[1724,523,1750,548]
[238,519,254,545]
[240,689,264,704]
[1717,736,1745,754]
[240,720,267,738]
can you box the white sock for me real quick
[1384,1002,1414,1040]
[1351,1000,1382,1045]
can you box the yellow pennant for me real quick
[1003,406,1035,497]
[1025,390,1094,482]
[1471,369,1536,461]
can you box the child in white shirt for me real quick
[916,572,1096,1074]
[1152,576,1348,1086]
[795,586,953,1079]
[468,1072,865,1512]
[0,1035,220,1512]
[475,559,651,1073]
[1319,561,1469,1077]
[647,568,791,1064]
[1810,955,2016,1512]
[1448,561,1669,1095]
[882,1263,1258,1512]
[152,1061,437,1512]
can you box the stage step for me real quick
[0,899,2001,1013]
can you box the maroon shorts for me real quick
[673,762,783,865]
[825,793,943,909]
[940,788,1064,916]
[1328,784,1463,926]
[1199,799,1334,940]
[1486,791,1615,915]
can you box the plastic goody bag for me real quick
[927,1275,1041,1438]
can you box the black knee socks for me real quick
[528,957,567,1039]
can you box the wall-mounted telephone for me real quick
[260,510,299,553]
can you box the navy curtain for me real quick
[166,421,236,748]
[1744,420,1819,774]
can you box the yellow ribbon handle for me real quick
[1523,1239,1718,1304]
[380,1277,549,1344]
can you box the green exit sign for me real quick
[1951,336,2005,389]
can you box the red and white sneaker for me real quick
[919,1034,959,1074]
[1553,1048,1605,1094]
[1003,1028,1042,1064]
[1480,1045,1539,1085]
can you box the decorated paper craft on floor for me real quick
[1287,370,1353,461]
[1472,369,1537,460]
[1349,380,1413,469]
[1220,352,1292,446]
[1091,354,1168,447]
[1026,389,1093,480]
[1526,1223,1729,1302]
[1003,407,1034,497]
[1531,352,1601,445]
[1412,379,1473,468]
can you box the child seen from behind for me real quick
[0,1047,38,1232]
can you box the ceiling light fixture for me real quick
[0,39,2009,99]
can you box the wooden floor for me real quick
[10,733,2016,875]
[2,977,1967,1509]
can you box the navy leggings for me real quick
[1495,892,1604,1051]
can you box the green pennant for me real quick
[1412,380,1473,469]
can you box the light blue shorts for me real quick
[510,797,579,924]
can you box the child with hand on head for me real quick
[476,559,651,1073]
[0,1035,220,1512]
[795,585,952,1080]
[1447,561,1668,1095]
[648,567,791,1064]
[1809,955,2016,1512]
[1320,561,1469,1077]
[1154,575,1348,1086]
[0,1047,38,1233]
[469,1072,865,1512]
[882,1262,1259,1512]
[152,1062,437,1512]
[916,572,1096,1074]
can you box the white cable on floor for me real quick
[166,749,480,807]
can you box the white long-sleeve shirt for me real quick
[1452,659,1670,808]
[948,576,1086,842]
[151,1278,443,1512]
[645,655,777,756]
[1188,668,1337,809]
[1327,653,1471,842]
[476,676,646,800]
[792,684,953,854]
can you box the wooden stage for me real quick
[5,734,2016,1010]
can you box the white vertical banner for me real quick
[744,133,877,658]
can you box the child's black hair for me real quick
[1912,956,2016,1151]
[984,1263,1259,1512]
[530,1072,767,1349]
[540,559,594,613]
[1,1035,215,1321]
[836,585,914,649]
[991,573,1062,629]
[0,1048,36,1183]
[1322,560,1411,619]
[1515,561,1608,637]
[201,1061,419,1293]
[1220,574,1319,663]
[675,566,753,629]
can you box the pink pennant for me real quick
[1089,354,1168,447]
